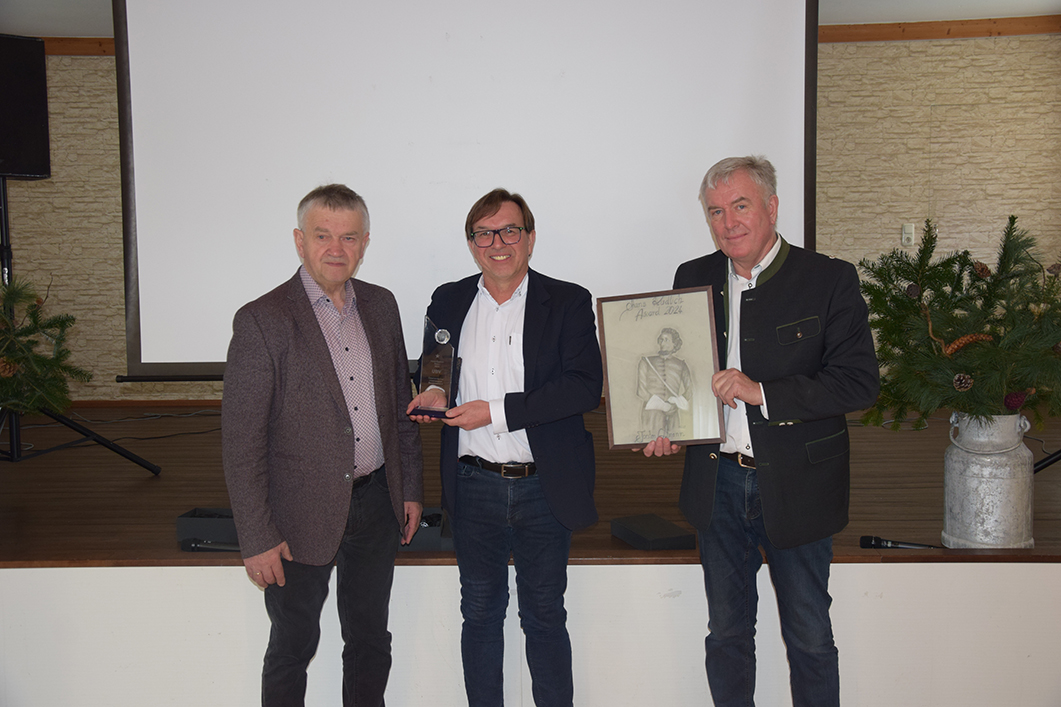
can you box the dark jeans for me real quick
[451,461,574,707]
[698,456,839,707]
[262,468,400,707]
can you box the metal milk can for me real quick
[942,412,1034,548]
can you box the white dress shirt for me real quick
[719,235,781,456]
[456,273,534,464]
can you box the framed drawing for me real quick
[596,286,725,450]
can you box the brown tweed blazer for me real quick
[222,271,423,564]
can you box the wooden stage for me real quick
[2,402,1060,568]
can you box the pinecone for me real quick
[1054,341,1061,356]
[1004,388,1037,411]
[905,283,921,298]
[0,358,20,378]
[973,261,991,278]
[1047,263,1061,276]
[1004,391,1027,411]
[953,373,974,391]
[943,333,993,356]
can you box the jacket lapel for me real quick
[284,272,349,420]
[352,279,385,379]
[447,278,479,358]
[522,270,548,389]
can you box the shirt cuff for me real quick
[759,383,769,419]
[489,398,508,433]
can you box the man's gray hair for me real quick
[297,184,370,232]
[699,155,777,205]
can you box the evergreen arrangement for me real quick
[859,216,1061,430]
[0,278,92,415]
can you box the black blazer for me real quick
[419,269,603,531]
[674,239,879,549]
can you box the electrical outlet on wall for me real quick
[901,223,915,247]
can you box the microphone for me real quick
[181,538,241,552]
[859,535,942,550]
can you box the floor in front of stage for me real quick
[1,403,1059,568]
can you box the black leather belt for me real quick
[459,455,537,478]
[351,465,384,489]
[720,451,756,469]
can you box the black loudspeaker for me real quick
[0,34,51,180]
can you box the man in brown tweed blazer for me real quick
[223,184,423,707]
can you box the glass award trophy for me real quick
[411,316,459,418]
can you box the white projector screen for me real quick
[115,0,814,377]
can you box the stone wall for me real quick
[817,33,1061,266]
[5,34,1060,401]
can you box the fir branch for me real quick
[858,216,1061,425]
[0,277,92,414]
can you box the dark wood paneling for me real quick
[2,404,1059,567]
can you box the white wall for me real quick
[1,563,1059,706]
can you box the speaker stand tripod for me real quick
[0,176,161,475]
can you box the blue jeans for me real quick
[698,457,839,707]
[451,461,574,707]
[262,468,400,707]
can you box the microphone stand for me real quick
[1034,448,1061,474]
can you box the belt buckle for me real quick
[736,453,754,469]
[499,464,526,479]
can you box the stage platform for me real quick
[2,402,1060,567]
[3,403,1061,707]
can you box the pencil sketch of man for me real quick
[637,327,692,439]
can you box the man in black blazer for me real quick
[223,185,423,707]
[644,157,879,707]
[408,188,602,707]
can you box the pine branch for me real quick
[0,277,92,414]
[858,216,1061,425]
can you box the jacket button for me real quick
[343,473,352,482]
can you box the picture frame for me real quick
[596,286,725,450]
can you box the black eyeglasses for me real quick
[469,226,526,248]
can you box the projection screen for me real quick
[115,0,816,379]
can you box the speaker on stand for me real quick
[0,33,159,474]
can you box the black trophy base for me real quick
[410,407,450,418]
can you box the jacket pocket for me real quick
[805,428,848,464]
[776,317,821,345]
